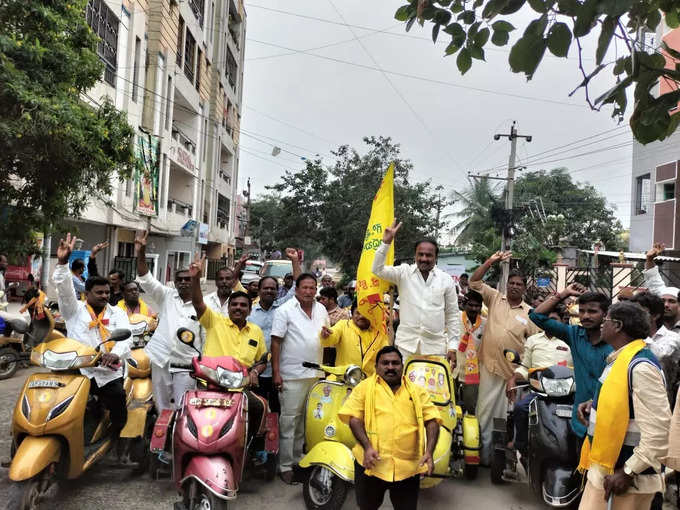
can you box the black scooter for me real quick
[491,350,582,508]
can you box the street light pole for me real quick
[494,122,532,293]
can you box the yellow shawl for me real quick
[578,339,646,474]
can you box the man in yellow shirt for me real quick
[320,302,389,376]
[338,346,441,510]
[117,281,155,317]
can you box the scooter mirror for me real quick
[504,349,520,363]
[108,328,132,343]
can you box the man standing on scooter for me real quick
[338,346,441,510]
[52,233,132,440]
[135,230,203,412]
[530,284,613,442]
[371,221,460,369]
[577,302,670,510]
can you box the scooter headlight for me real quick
[344,366,363,387]
[42,350,78,370]
[540,376,574,397]
[216,367,244,389]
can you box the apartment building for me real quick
[65,0,245,282]
[629,20,680,254]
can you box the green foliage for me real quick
[250,137,446,279]
[0,0,135,258]
[450,168,623,274]
[394,0,680,144]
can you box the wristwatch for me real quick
[623,465,635,477]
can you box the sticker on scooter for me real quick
[320,385,332,403]
[28,380,64,388]
[313,403,324,420]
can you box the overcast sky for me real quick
[238,0,633,230]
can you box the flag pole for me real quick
[387,285,395,345]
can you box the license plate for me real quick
[188,397,233,408]
[555,405,572,418]
[28,380,63,389]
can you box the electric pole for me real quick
[493,122,532,293]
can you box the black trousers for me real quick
[90,377,127,437]
[254,376,280,414]
[354,462,420,510]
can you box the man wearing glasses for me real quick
[135,231,204,412]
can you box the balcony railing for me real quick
[171,125,197,155]
[188,0,204,27]
[168,198,193,217]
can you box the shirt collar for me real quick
[500,294,528,310]
[224,317,249,331]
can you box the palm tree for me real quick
[448,178,501,247]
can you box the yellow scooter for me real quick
[119,313,156,469]
[298,362,363,510]
[404,355,481,485]
[7,328,134,510]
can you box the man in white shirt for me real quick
[271,273,329,483]
[135,231,204,412]
[632,292,680,407]
[52,234,132,439]
[371,220,461,369]
[643,243,680,333]
[203,253,249,316]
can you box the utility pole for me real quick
[244,177,251,237]
[493,121,532,293]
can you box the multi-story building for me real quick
[63,0,245,282]
[629,20,680,254]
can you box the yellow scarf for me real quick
[86,303,112,352]
[458,312,481,385]
[364,374,425,474]
[117,298,149,317]
[578,339,646,474]
[20,290,47,319]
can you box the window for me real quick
[188,0,205,27]
[195,48,202,90]
[176,16,184,67]
[184,29,196,82]
[217,193,230,228]
[226,46,237,90]
[635,174,651,214]
[202,117,208,161]
[86,0,119,86]
[132,37,141,101]
[663,182,676,201]
[164,76,172,130]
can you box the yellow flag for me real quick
[357,163,394,331]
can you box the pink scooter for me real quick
[151,328,278,510]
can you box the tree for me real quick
[250,137,443,278]
[0,0,136,258]
[394,0,680,144]
[451,168,623,274]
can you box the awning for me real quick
[578,249,680,262]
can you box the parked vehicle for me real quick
[260,260,293,286]
[241,260,264,286]
[118,313,157,469]
[491,349,582,508]
[298,362,362,510]
[150,328,278,510]
[404,355,481,486]
[7,328,138,510]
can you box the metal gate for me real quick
[113,256,155,282]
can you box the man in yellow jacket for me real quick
[319,301,390,376]
[338,346,440,510]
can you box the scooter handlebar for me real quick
[302,361,320,369]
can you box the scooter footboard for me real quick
[9,436,61,481]
[299,442,354,482]
[181,456,237,499]
[542,464,582,507]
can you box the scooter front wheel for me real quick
[6,470,57,510]
[0,347,19,380]
[303,466,349,510]
[184,482,228,510]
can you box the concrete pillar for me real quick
[553,263,569,293]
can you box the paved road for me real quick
[0,370,544,510]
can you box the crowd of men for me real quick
[2,224,680,510]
